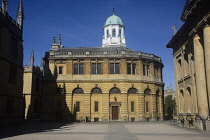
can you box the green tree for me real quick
[164,95,176,120]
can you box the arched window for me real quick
[144,88,151,94]
[177,59,182,80]
[180,89,184,113]
[72,88,84,94]
[112,29,116,37]
[186,87,192,113]
[119,29,121,37]
[184,52,189,76]
[187,87,191,96]
[128,88,138,94]
[107,30,109,38]
[91,88,102,94]
[109,87,121,94]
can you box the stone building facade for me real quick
[167,0,210,131]
[41,12,164,122]
[23,50,43,120]
[0,0,24,124]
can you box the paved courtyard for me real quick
[0,121,210,140]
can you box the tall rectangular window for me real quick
[110,63,120,74]
[132,64,136,74]
[11,37,18,57]
[74,63,84,74]
[147,65,150,76]
[143,64,146,75]
[127,63,131,74]
[74,63,78,74]
[76,102,80,112]
[146,102,149,112]
[94,101,98,112]
[131,101,135,112]
[59,67,63,74]
[92,63,102,74]
[8,64,17,84]
[110,63,114,74]
[79,63,84,74]
[127,63,136,75]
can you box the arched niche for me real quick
[109,87,121,94]
[72,88,84,94]
[128,88,138,94]
[91,87,102,94]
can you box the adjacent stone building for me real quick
[23,50,43,120]
[166,0,210,131]
[41,12,164,122]
[164,86,176,99]
[0,0,24,124]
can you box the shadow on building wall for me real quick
[41,52,76,122]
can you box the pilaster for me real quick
[193,34,209,119]
[203,25,210,115]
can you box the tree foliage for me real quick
[164,95,176,120]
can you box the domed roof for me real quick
[105,13,123,26]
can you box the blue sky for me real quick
[8,0,186,89]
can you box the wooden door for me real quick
[112,106,118,120]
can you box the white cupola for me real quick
[102,11,126,47]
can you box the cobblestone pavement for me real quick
[0,121,210,140]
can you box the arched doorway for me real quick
[109,87,121,120]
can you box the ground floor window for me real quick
[76,102,80,112]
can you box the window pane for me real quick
[59,67,63,74]
[74,63,78,74]
[92,63,96,74]
[95,102,98,112]
[132,64,136,75]
[110,63,114,74]
[112,29,116,37]
[79,63,84,74]
[143,64,146,76]
[76,102,80,112]
[97,63,102,74]
[131,102,134,112]
[107,30,109,38]
[127,63,131,74]
[115,63,120,74]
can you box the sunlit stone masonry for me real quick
[41,11,164,122]
[167,0,210,132]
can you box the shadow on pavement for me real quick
[0,120,74,139]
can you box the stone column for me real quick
[203,25,210,115]
[193,34,209,119]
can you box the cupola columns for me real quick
[17,0,24,30]
[1,0,9,14]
